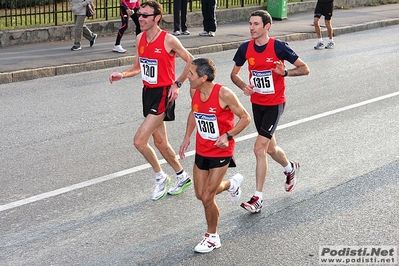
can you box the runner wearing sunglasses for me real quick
[109,0,194,201]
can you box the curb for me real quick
[1,18,398,84]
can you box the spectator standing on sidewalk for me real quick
[313,0,335,49]
[199,0,217,37]
[109,0,194,201]
[179,58,251,253]
[113,0,141,53]
[172,0,190,36]
[70,0,97,51]
[230,10,309,213]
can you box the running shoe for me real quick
[167,171,192,195]
[325,41,335,49]
[240,196,263,213]
[90,33,97,47]
[172,31,181,36]
[182,30,190,35]
[284,161,299,192]
[194,233,221,253]
[209,31,215,37]
[228,173,243,202]
[71,45,81,51]
[151,175,171,201]
[199,31,209,36]
[113,45,126,53]
[314,41,324,49]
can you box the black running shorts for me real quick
[314,1,334,20]
[142,85,175,121]
[195,154,236,170]
[252,103,285,139]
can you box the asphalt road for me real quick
[1,25,398,265]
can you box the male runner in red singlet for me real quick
[230,10,310,213]
[109,0,194,201]
[179,58,251,253]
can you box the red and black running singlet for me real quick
[245,38,286,106]
[138,30,176,88]
[192,84,235,157]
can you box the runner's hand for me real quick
[179,138,190,159]
[109,72,123,84]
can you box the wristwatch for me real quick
[283,69,288,77]
[174,81,182,88]
[225,132,233,140]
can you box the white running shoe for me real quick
[113,45,126,53]
[284,161,299,192]
[209,31,215,37]
[151,175,170,201]
[325,41,335,49]
[172,31,181,36]
[240,196,263,213]
[228,173,243,202]
[168,171,192,195]
[199,31,209,36]
[314,41,324,50]
[194,233,221,253]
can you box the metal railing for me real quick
[0,0,264,30]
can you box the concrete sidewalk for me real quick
[0,3,398,84]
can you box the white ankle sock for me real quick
[284,163,293,173]
[155,171,165,180]
[254,191,263,200]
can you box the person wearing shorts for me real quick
[313,0,335,49]
[230,10,310,214]
[109,0,194,201]
[179,58,250,253]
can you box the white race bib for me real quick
[140,58,158,84]
[250,70,275,94]
[194,112,220,140]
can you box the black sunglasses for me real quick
[137,13,157,18]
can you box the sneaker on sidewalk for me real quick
[71,45,81,51]
[182,30,190,35]
[228,174,243,202]
[168,171,192,195]
[314,41,324,50]
[113,45,126,53]
[151,175,171,201]
[194,233,221,253]
[172,30,181,36]
[284,161,299,192]
[199,31,209,36]
[325,41,335,49]
[209,31,215,37]
[90,33,97,47]
[240,196,263,213]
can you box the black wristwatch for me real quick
[174,81,182,88]
[225,132,233,140]
[283,69,288,77]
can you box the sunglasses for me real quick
[137,13,157,18]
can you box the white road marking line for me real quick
[1,91,398,213]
